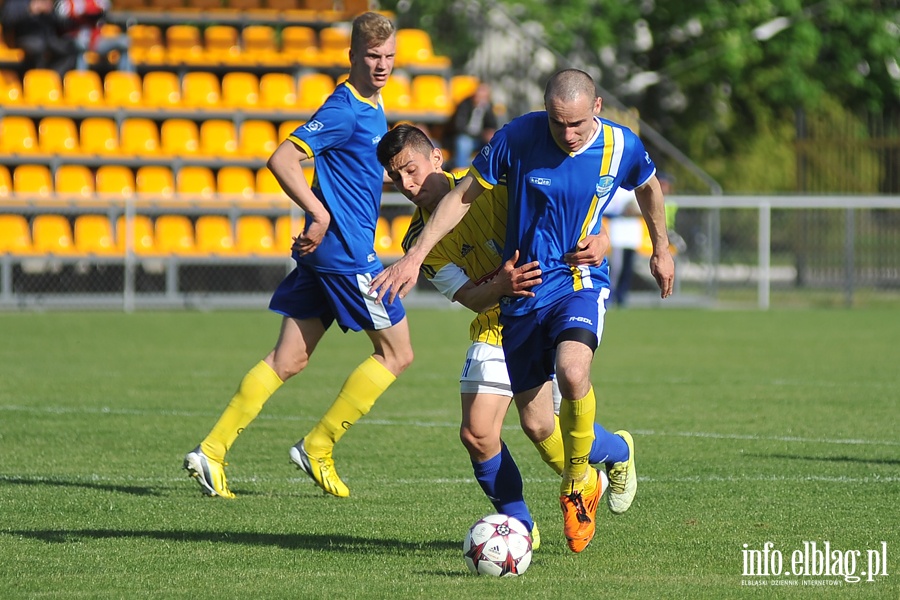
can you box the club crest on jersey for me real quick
[596,175,615,198]
[303,119,324,132]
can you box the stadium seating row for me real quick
[0,115,304,159]
[125,24,448,69]
[0,213,411,257]
[113,0,366,15]
[0,68,474,115]
[0,164,310,201]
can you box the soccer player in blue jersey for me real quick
[183,12,412,500]
[376,123,638,550]
[372,70,675,553]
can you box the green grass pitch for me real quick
[0,308,897,599]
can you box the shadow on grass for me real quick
[744,453,900,466]
[4,529,459,553]
[0,476,163,497]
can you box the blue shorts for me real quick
[500,288,609,394]
[269,262,406,332]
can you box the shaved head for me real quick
[544,69,597,105]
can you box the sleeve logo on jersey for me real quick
[372,134,382,145]
[596,175,615,198]
[303,120,324,132]
[644,151,652,164]
[480,144,492,158]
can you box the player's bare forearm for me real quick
[371,175,482,303]
[268,141,330,255]
[635,176,675,297]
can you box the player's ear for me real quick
[593,97,603,115]
[431,146,444,170]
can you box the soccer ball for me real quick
[463,514,532,577]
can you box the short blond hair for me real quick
[351,12,395,53]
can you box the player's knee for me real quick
[267,352,309,381]
[459,425,497,457]
[383,346,414,376]
[519,419,554,443]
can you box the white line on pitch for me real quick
[1,404,898,447]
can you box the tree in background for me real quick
[383,0,900,193]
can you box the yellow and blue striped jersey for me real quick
[471,112,656,316]
[402,171,508,344]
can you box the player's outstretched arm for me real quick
[635,176,675,298]
[453,250,542,313]
[371,175,484,303]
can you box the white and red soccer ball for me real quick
[463,514,532,577]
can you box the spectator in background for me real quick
[1,0,77,75]
[446,82,499,170]
[55,0,132,72]
[605,187,644,307]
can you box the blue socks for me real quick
[589,423,629,466]
[472,442,533,532]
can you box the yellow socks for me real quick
[304,356,396,454]
[201,360,283,462]
[558,386,597,493]
[534,415,565,476]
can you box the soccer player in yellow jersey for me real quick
[377,124,627,547]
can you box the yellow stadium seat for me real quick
[0,69,22,105]
[61,70,103,107]
[296,72,333,111]
[104,71,142,107]
[142,71,181,108]
[450,74,480,105]
[258,72,297,109]
[195,215,235,254]
[13,165,52,197]
[239,120,277,158]
[128,25,165,64]
[217,166,255,199]
[0,214,32,253]
[394,28,451,69]
[188,0,222,8]
[204,25,242,63]
[278,120,303,141]
[235,215,277,254]
[121,118,161,156]
[154,215,195,254]
[166,24,204,64]
[31,214,75,254]
[96,165,135,197]
[199,119,238,158]
[0,165,10,197]
[221,72,259,108]
[374,216,392,254]
[410,74,452,116]
[266,0,298,8]
[149,0,183,9]
[160,119,200,156]
[274,214,304,252]
[80,117,119,155]
[176,166,216,199]
[380,75,411,112]
[115,0,147,9]
[390,214,412,245]
[242,25,280,63]
[74,215,117,254]
[55,165,95,199]
[136,165,175,200]
[0,116,39,153]
[256,167,291,203]
[38,116,80,155]
[22,69,62,106]
[318,26,350,67]
[181,71,221,108]
[281,25,320,65]
[115,215,156,254]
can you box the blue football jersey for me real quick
[470,111,656,316]
[287,82,388,274]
